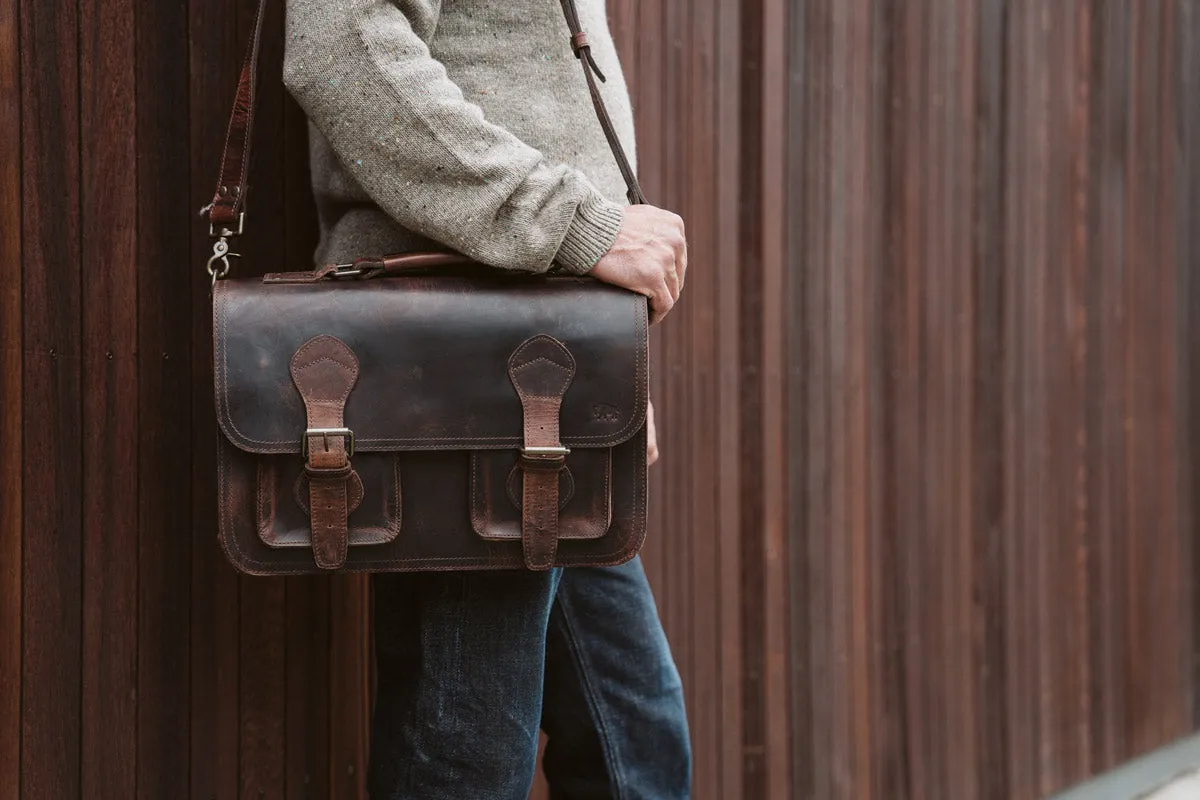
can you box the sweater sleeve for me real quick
[282,0,624,274]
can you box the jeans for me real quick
[367,556,692,799]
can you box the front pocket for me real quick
[257,453,401,548]
[470,449,612,541]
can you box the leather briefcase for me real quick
[203,0,651,574]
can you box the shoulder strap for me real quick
[205,0,645,243]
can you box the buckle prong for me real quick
[302,427,355,458]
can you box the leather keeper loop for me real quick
[520,454,566,473]
[304,463,353,480]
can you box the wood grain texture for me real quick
[79,0,139,794]
[135,0,193,795]
[284,577,331,799]
[19,0,83,796]
[328,575,370,800]
[0,0,21,793]
[789,1,1198,797]
[1181,0,1200,738]
[189,0,242,795]
[5,1,1199,797]
[1180,0,1200,738]
[236,2,288,796]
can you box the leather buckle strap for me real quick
[290,335,360,570]
[557,0,646,205]
[508,336,576,570]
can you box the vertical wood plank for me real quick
[135,0,194,795]
[683,0,722,795]
[78,0,139,793]
[787,0,814,795]
[284,577,331,799]
[715,1,745,798]
[1122,0,1187,756]
[0,0,21,793]
[1180,0,1200,739]
[758,0,791,794]
[1001,5,1046,795]
[971,1,1010,797]
[329,575,370,799]
[1086,0,1131,777]
[236,2,288,796]
[18,0,83,796]
[737,0,766,793]
[886,0,985,796]
[189,0,242,794]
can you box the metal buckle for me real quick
[208,212,245,238]
[521,446,571,457]
[206,235,240,286]
[330,263,364,278]
[328,262,385,280]
[301,427,355,458]
[205,213,246,286]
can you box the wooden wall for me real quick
[1,1,1197,799]
[786,1,1200,798]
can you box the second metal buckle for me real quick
[301,427,356,458]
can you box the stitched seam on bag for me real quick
[510,356,572,376]
[216,298,647,448]
[256,461,276,543]
[293,353,357,406]
[221,444,642,573]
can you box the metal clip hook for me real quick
[206,234,241,287]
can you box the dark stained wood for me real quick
[7,1,1200,798]
[0,0,21,793]
[135,0,194,795]
[756,2,791,795]
[189,0,242,795]
[788,1,1199,798]
[329,575,370,799]
[1087,0,1134,774]
[19,0,84,796]
[236,2,288,796]
[79,0,139,794]
[714,0,748,796]
[970,1,1009,797]
[1182,0,1200,739]
[1122,1,1189,755]
[285,577,331,799]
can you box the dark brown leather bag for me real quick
[204,0,652,575]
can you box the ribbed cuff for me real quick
[553,191,625,275]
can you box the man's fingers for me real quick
[647,400,660,466]
[678,240,688,291]
[649,281,674,325]
[665,257,682,301]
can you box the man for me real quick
[282,1,691,797]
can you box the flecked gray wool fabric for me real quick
[282,0,637,274]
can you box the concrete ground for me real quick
[1141,770,1200,800]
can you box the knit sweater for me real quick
[282,0,636,274]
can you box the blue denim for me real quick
[367,556,692,799]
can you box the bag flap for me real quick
[213,274,648,454]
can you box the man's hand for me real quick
[647,399,659,466]
[589,205,687,325]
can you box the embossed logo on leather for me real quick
[592,403,621,423]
